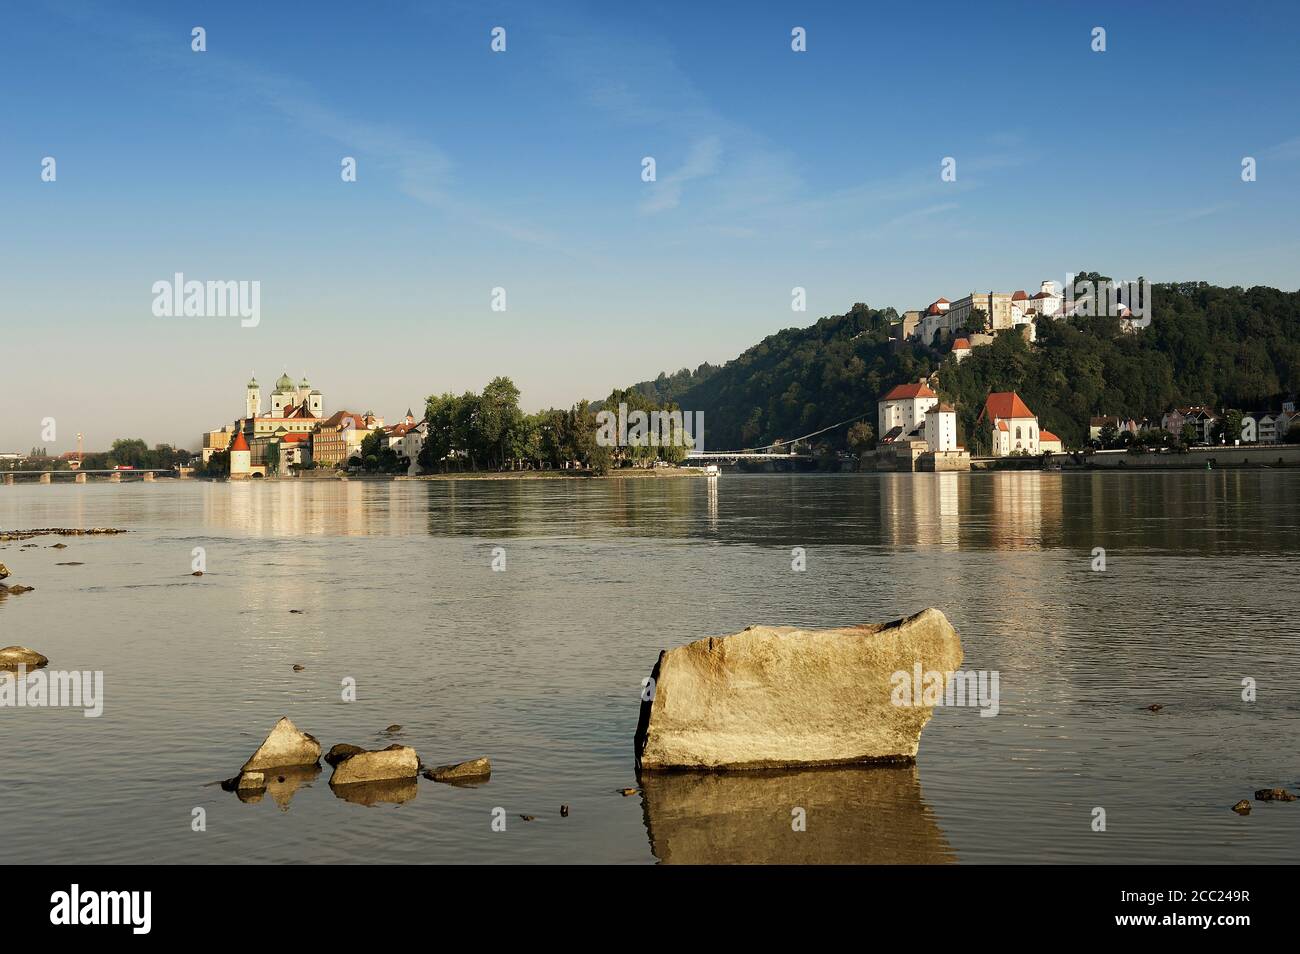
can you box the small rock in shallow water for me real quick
[423,757,491,783]
[289,609,302,614]
[55,562,84,566]
[0,563,8,580]
[560,804,570,817]
[1254,787,1297,802]
[0,646,49,670]
[519,814,536,822]
[191,571,203,577]
[1232,800,1252,814]
[384,724,402,733]
[1145,704,1164,712]
[241,717,321,772]
[0,584,35,595]
[237,771,266,792]
[50,543,67,549]
[292,664,305,672]
[329,744,419,785]
[618,788,639,797]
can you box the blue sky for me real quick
[3,0,1299,451]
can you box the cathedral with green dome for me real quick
[245,372,324,420]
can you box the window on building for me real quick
[1015,426,1022,439]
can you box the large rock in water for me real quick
[241,717,321,771]
[635,608,963,771]
[328,744,420,786]
[0,646,48,670]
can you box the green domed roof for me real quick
[275,372,294,390]
[247,376,258,389]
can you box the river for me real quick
[2,471,1297,863]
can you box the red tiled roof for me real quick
[882,382,938,401]
[279,433,310,444]
[980,391,1036,422]
[1040,429,1061,442]
[1012,290,1028,301]
[1030,291,1053,299]
[996,421,1008,432]
[230,431,250,452]
[952,337,970,349]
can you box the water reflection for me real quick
[329,777,419,807]
[55,472,1295,556]
[232,764,321,810]
[640,764,954,864]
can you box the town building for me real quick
[950,337,971,363]
[1088,416,1139,442]
[1161,406,1219,444]
[313,409,384,466]
[202,426,239,464]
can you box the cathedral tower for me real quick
[246,374,261,419]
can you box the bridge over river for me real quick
[2,469,182,485]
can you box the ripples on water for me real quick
[1,472,1297,863]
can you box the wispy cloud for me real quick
[640,136,723,214]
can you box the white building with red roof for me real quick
[878,380,938,443]
[228,429,252,478]
[979,391,1050,456]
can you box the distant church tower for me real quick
[246,374,261,419]
[297,375,323,417]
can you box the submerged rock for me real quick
[635,608,964,771]
[423,757,491,783]
[237,771,266,792]
[1232,800,1252,814]
[0,563,8,580]
[241,717,321,772]
[329,744,419,785]
[0,646,48,670]
[0,584,35,595]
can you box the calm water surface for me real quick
[2,472,1298,864]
